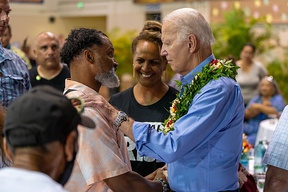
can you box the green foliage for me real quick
[212,8,274,60]
[211,7,287,103]
[266,55,288,103]
[162,60,238,134]
[108,28,137,77]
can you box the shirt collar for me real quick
[181,54,216,85]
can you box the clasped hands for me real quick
[71,94,170,187]
[245,102,271,119]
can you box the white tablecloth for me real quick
[255,118,278,146]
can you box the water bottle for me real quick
[240,152,249,171]
[248,148,254,174]
[254,140,266,174]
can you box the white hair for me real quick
[163,8,215,47]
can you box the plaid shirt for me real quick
[263,106,288,170]
[0,44,31,108]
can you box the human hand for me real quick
[146,167,168,182]
[151,167,170,192]
[246,104,261,117]
[262,100,271,106]
[248,103,260,111]
[238,169,248,188]
[238,164,249,188]
[145,169,157,181]
[82,94,118,124]
[160,164,168,178]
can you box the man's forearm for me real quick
[264,165,288,192]
[105,170,163,192]
[119,117,135,142]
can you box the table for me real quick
[255,118,278,147]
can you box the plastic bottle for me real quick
[248,148,254,174]
[254,140,266,174]
[240,152,249,171]
[262,139,269,171]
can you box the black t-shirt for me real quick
[29,65,70,92]
[109,86,178,176]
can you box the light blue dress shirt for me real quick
[133,54,244,192]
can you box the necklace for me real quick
[161,59,239,134]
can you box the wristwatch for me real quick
[113,111,129,128]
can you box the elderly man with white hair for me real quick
[92,8,244,192]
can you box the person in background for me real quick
[263,106,288,191]
[91,8,244,191]
[244,76,286,147]
[22,37,37,68]
[109,20,178,177]
[236,43,267,106]
[0,0,31,109]
[1,24,32,69]
[0,85,95,191]
[61,28,168,192]
[29,31,70,92]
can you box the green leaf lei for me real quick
[161,59,239,134]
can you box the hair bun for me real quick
[141,20,162,34]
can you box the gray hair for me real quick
[163,8,215,47]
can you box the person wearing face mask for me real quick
[109,20,178,177]
[0,85,95,192]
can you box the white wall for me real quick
[9,0,211,48]
[9,0,108,47]
[8,0,287,63]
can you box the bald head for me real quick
[33,31,61,69]
[34,32,59,47]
